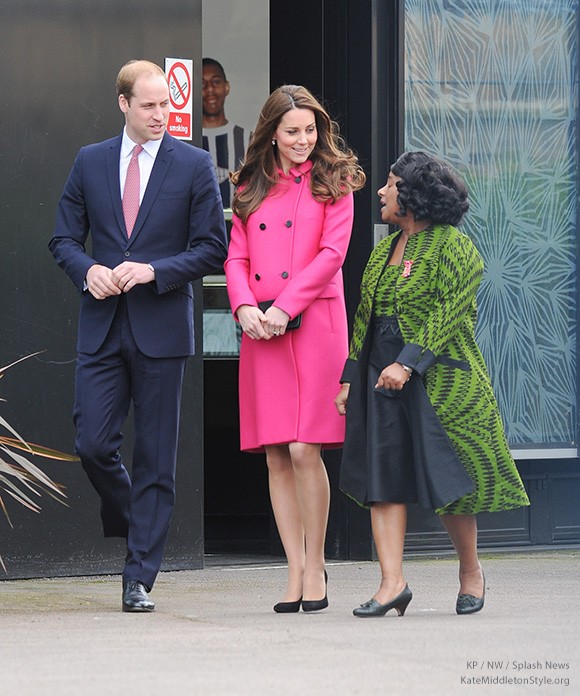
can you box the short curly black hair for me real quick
[391,151,469,226]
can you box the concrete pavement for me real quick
[1,550,578,695]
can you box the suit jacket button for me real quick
[255,274,261,280]
[281,271,289,279]
[124,251,130,257]
[259,223,267,230]
[285,220,292,228]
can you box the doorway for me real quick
[201,1,272,558]
[202,306,272,556]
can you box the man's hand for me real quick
[111,262,155,293]
[86,264,122,300]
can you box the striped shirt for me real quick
[202,122,250,208]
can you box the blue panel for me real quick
[405,0,578,446]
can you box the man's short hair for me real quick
[116,60,167,101]
[202,58,227,81]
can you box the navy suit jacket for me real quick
[50,132,228,358]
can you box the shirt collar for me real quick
[121,128,164,159]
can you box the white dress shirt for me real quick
[119,128,164,203]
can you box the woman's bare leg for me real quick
[288,442,329,601]
[369,502,408,603]
[266,445,305,602]
[440,513,484,597]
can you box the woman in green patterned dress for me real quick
[335,152,529,617]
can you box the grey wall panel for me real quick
[0,0,204,578]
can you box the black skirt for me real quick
[340,316,474,510]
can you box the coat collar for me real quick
[277,159,313,179]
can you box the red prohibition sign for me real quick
[167,62,191,110]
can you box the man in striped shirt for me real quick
[202,58,250,209]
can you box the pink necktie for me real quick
[123,144,143,237]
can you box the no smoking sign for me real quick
[165,58,193,140]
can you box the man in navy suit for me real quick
[50,60,227,612]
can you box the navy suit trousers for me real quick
[73,297,187,589]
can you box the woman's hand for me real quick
[375,363,411,391]
[335,383,350,415]
[236,305,270,340]
[262,305,290,338]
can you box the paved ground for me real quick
[0,550,578,695]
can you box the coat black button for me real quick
[255,274,261,280]
[259,223,266,230]
[285,220,292,228]
[281,271,289,279]
[294,176,301,183]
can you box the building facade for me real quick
[1,0,578,578]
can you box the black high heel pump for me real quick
[301,570,328,612]
[273,597,302,613]
[353,584,413,618]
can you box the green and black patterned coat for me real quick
[342,224,529,514]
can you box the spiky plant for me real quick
[0,352,76,571]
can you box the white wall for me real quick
[202,0,269,132]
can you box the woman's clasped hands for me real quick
[237,303,290,340]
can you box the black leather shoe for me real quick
[122,580,155,613]
[456,573,485,615]
[353,584,412,618]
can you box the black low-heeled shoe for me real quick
[122,580,155,613]
[301,570,328,612]
[273,598,302,613]
[456,573,486,615]
[353,584,412,618]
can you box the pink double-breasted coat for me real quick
[224,161,354,452]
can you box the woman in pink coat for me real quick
[225,85,366,613]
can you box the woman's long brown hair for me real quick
[232,85,366,223]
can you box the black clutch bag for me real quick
[258,300,302,330]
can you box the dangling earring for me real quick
[272,139,276,146]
